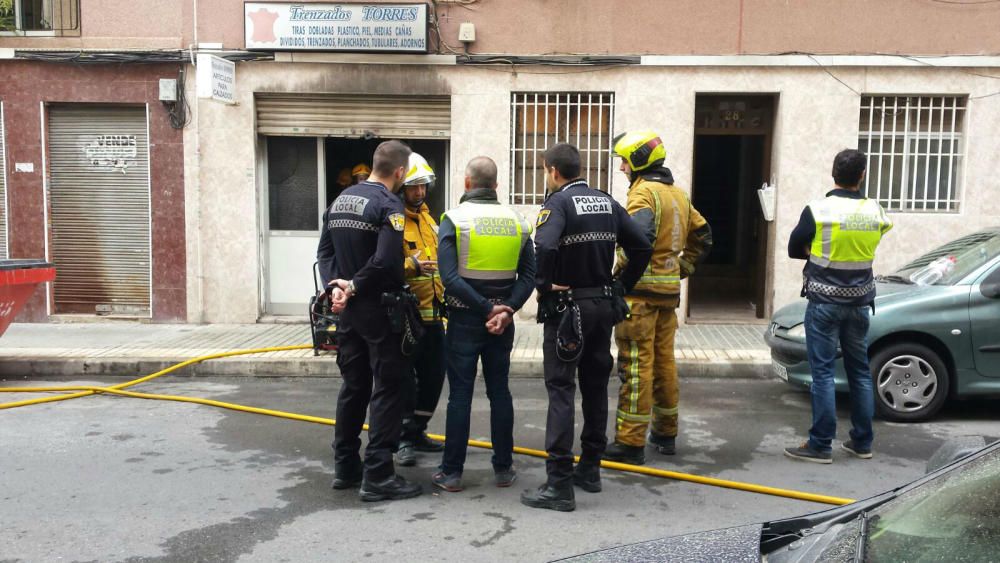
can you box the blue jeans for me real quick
[805,301,874,453]
[439,310,515,475]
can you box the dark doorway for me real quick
[688,95,775,323]
[324,138,449,219]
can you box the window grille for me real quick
[509,92,615,205]
[858,96,966,212]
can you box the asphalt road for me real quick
[1,376,997,562]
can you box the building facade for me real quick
[4,0,1000,325]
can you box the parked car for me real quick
[562,438,999,562]
[765,228,1000,421]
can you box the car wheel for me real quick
[871,342,950,422]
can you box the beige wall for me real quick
[201,0,999,55]
[184,60,1000,323]
[5,0,1000,55]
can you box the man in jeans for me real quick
[785,149,892,464]
[432,156,535,492]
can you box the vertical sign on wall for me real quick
[196,54,237,105]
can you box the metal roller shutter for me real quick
[0,102,7,259]
[47,105,151,316]
[256,94,450,138]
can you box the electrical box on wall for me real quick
[158,79,178,102]
[458,22,476,43]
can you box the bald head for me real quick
[465,156,498,191]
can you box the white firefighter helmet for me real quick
[404,153,436,187]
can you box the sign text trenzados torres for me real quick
[244,2,429,52]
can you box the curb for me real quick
[0,356,772,380]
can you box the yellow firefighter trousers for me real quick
[614,295,679,447]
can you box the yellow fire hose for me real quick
[0,345,854,507]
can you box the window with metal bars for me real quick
[858,96,966,213]
[509,92,615,205]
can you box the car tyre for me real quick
[870,342,950,422]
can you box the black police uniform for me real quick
[534,179,653,488]
[319,180,409,484]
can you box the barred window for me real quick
[858,96,966,212]
[509,92,615,205]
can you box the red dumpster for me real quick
[0,260,56,338]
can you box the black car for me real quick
[563,438,1000,562]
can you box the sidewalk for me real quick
[0,321,771,379]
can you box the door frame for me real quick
[257,135,326,317]
[689,93,778,322]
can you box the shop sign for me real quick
[84,135,138,174]
[244,2,429,52]
[196,54,237,105]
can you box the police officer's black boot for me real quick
[603,441,646,465]
[648,431,676,455]
[572,463,601,493]
[520,482,575,512]
[359,474,423,502]
[396,441,417,467]
[331,464,363,490]
[411,432,444,452]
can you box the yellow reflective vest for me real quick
[442,202,532,281]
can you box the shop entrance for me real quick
[262,135,448,316]
[687,95,775,323]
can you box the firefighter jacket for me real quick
[402,202,445,324]
[788,189,892,306]
[438,188,536,318]
[616,168,713,298]
[535,179,653,294]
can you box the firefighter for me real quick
[396,153,447,467]
[352,163,371,184]
[323,140,422,502]
[603,131,713,466]
[520,143,652,512]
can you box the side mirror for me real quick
[982,282,1000,299]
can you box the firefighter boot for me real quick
[603,441,646,465]
[649,431,676,455]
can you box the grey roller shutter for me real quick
[256,94,450,138]
[0,102,7,259]
[47,105,151,316]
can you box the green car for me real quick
[766,228,1000,422]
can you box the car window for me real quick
[895,231,1000,286]
[865,448,1000,562]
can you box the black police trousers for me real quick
[400,323,446,441]
[333,297,409,482]
[542,297,616,487]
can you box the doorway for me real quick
[688,95,775,323]
[262,136,449,317]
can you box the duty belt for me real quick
[445,294,507,310]
[549,286,615,301]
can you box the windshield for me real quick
[894,230,1000,286]
[862,446,1000,562]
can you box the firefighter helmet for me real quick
[404,153,436,187]
[612,131,666,172]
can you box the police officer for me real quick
[322,140,422,502]
[604,131,713,465]
[784,149,891,464]
[521,143,653,512]
[396,153,446,467]
[432,156,535,493]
